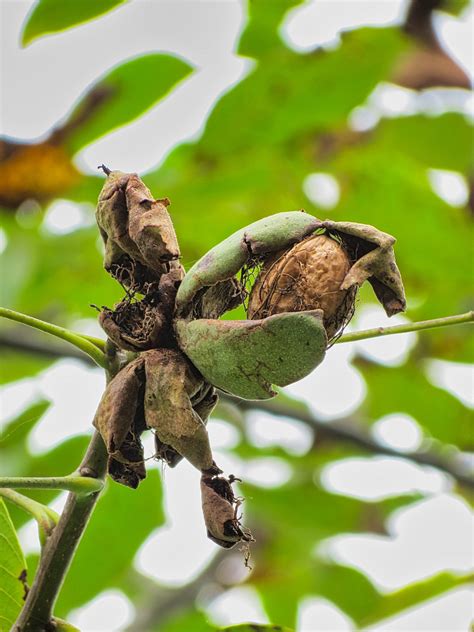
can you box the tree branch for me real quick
[13,431,108,631]
[228,396,473,489]
[2,313,472,492]
[126,549,228,632]
[12,345,124,631]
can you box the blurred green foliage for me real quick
[1,0,472,630]
[0,499,28,630]
[21,0,128,47]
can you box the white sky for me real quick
[1,1,473,630]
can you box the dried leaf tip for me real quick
[201,472,253,550]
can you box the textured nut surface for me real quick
[248,234,356,340]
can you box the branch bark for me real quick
[12,344,123,631]
[13,432,108,631]
[126,549,228,632]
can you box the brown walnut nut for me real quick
[247,222,406,341]
[248,234,357,340]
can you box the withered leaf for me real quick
[323,220,406,316]
[143,349,214,471]
[93,356,147,488]
[126,174,182,275]
[96,170,184,291]
[201,474,253,548]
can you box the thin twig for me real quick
[13,433,108,631]
[0,488,59,545]
[337,311,474,344]
[0,476,104,495]
[0,307,106,367]
[0,312,474,488]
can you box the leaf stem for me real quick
[337,311,474,344]
[0,475,104,495]
[0,488,59,546]
[0,307,106,367]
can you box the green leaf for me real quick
[238,0,305,58]
[22,0,128,47]
[200,28,405,157]
[376,114,474,174]
[66,54,193,154]
[361,571,474,627]
[0,498,28,632]
[312,562,380,624]
[219,626,294,632]
[0,351,51,385]
[55,470,165,615]
[357,359,473,449]
[158,609,214,632]
[0,400,50,453]
[259,580,303,629]
[441,0,470,16]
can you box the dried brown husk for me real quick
[248,234,356,340]
[99,300,166,352]
[94,349,219,485]
[96,171,184,292]
[93,357,146,488]
[191,278,247,320]
[99,272,180,352]
[143,349,215,471]
[322,221,406,316]
[154,384,218,468]
[201,474,253,548]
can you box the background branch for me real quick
[229,396,473,489]
[126,549,229,632]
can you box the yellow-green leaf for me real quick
[22,0,128,47]
[0,499,28,632]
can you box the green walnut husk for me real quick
[174,213,405,399]
[176,310,327,400]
